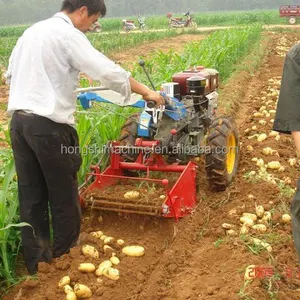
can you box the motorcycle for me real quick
[122,19,136,32]
[89,21,101,33]
[167,11,197,29]
[137,14,148,31]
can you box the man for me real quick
[273,43,300,263]
[6,0,164,275]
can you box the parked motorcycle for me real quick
[122,19,136,32]
[167,11,197,29]
[137,14,148,31]
[90,21,101,33]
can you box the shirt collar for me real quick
[53,12,74,27]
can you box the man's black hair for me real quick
[61,0,106,17]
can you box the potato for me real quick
[95,260,113,276]
[58,276,71,289]
[259,120,267,125]
[242,213,257,221]
[102,268,120,281]
[90,231,103,239]
[122,246,145,257]
[66,292,77,300]
[288,158,297,167]
[240,217,254,227]
[269,131,279,137]
[95,268,104,277]
[257,134,267,142]
[110,256,120,265]
[117,239,125,246]
[252,224,267,233]
[252,238,272,252]
[282,214,291,224]
[255,205,265,218]
[240,226,249,235]
[222,223,234,230]
[99,260,113,269]
[100,235,107,241]
[74,284,92,298]
[256,159,264,167]
[82,245,99,259]
[64,285,73,294]
[124,191,140,199]
[78,263,96,273]
[262,211,272,222]
[246,145,254,151]
[104,245,114,253]
[104,237,114,245]
[267,161,281,170]
[226,229,237,237]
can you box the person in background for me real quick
[6,0,164,275]
[273,43,300,263]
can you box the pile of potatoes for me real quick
[58,230,145,299]
[222,201,291,252]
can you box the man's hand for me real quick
[142,90,165,106]
[129,77,164,106]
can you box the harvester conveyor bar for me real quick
[85,206,160,216]
[86,199,160,211]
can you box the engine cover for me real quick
[172,67,219,96]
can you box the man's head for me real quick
[61,0,106,33]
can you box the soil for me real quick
[3,31,300,300]
[108,34,206,66]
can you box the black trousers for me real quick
[10,111,82,274]
[291,179,300,263]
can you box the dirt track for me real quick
[111,24,300,35]
[3,32,300,300]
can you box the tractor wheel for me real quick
[204,116,239,191]
[289,16,297,25]
[118,113,140,162]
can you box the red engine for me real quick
[172,66,219,96]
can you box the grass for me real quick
[238,280,256,300]
[214,238,225,248]
[278,181,295,198]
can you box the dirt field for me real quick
[3,31,300,300]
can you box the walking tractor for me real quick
[77,61,239,221]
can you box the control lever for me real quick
[139,59,177,110]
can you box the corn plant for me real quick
[88,30,180,56]
[75,104,139,185]
[0,126,32,287]
[131,24,263,86]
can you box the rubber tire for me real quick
[289,16,297,25]
[190,21,197,28]
[205,116,239,191]
[118,113,140,162]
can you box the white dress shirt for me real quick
[6,12,132,125]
